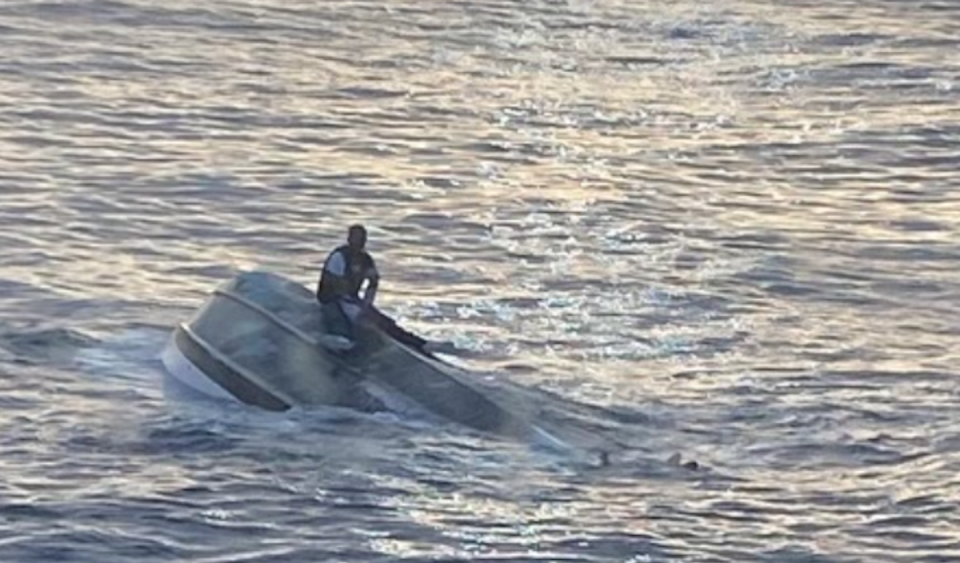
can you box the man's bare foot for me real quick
[423,340,459,355]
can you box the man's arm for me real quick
[322,251,353,299]
[362,262,379,305]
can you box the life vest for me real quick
[316,245,375,302]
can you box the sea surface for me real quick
[1,1,958,561]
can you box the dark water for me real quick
[1,0,958,561]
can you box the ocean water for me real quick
[1,0,958,561]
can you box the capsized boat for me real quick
[161,271,568,447]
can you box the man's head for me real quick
[347,224,367,251]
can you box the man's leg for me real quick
[362,306,428,352]
[319,299,355,341]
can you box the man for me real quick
[316,224,456,356]
[317,224,379,313]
